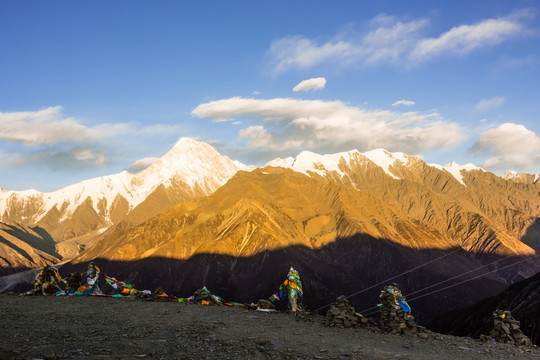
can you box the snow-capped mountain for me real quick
[265,148,485,186]
[2,138,539,277]
[0,138,250,261]
[502,170,540,184]
[65,143,540,325]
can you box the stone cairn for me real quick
[325,295,375,328]
[480,310,532,347]
[379,283,423,334]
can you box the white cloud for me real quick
[268,11,529,72]
[3,147,109,170]
[192,97,464,155]
[475,96,506,110]
[293,77,327,92]
[392,99,416,107]
[71,148,107,165]
[0,106,126,145]
[128,157,160,173]
[269,36,352,74]
[469,123,540,170]
[410,18,524,61]
[0,106,185,173]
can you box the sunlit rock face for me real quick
[0,138,249,263]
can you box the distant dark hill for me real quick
[428,271,540,346]
[57,236,538,325]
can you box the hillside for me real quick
[0,222,61,275]
[0,138,249,265]
[428,271,540,346]
[2,139,539,326]
[62,163,540,323]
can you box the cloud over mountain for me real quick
[469,122,540,170]
[192,97,464,156]
[0,106,184,175]
[0,106,123,145]
[129,157,160,173]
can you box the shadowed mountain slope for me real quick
[0,222,60,275]
[428,271,540,346]
[58,241,536,325]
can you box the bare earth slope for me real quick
[0,222,61,275]
[62,167,539,324]
[0,296,538,360]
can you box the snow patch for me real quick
[502,170,519,180]
[266,148,411,180]
[430,162,483,186]
[363,149,409,180]
[265,157,295,168]
[266,151,354,178]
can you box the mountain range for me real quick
[1,138,539,325]
[0,138,250,272]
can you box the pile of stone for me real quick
[65,272,82,291]
[379,283,421,334]
[257,299,276,311]
[480,310,532,347]
[325,295,374,328]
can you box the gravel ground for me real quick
[0,296,538,360]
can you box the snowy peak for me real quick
[142,137,250,186]
[265,148,490,187]
[266,150,356,177]
[363,149,410,179]
[502,170,540,184]
[266,148,412,180]
[0,138,249,228]
[429,162,484,186]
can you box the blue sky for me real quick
[1,1,540,191]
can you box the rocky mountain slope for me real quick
[428,271,540,346]
[2,139,539,324]
[0,138,249,268]
[58,148,540,323]
[0,222,61,274]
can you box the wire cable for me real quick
[356,254,540,316]
[312,247,463,312]
[404,253,526,299]
[405,254,540,304]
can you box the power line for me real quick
[405,254,540,304]
[312,247,463,312]
[356,254,540,317]
[404,253,526,299]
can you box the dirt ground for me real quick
[0,296,538,360]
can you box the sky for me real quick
[1,1,540,192]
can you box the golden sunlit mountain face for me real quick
[1,141,539,282]
[76,163,538,265]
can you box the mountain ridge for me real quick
[0,138,250,264]
[1,138,538,282]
